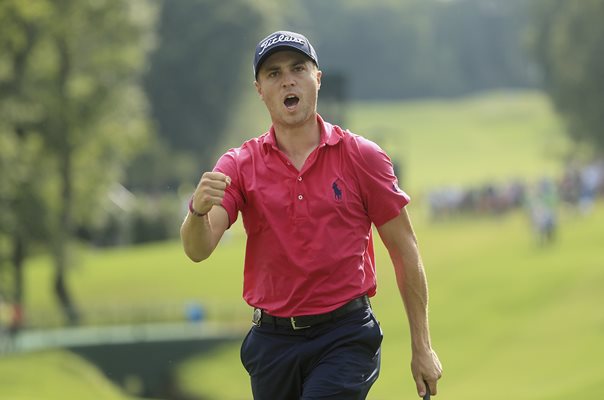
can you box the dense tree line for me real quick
[530,0,604,155]
[137,0,276,186]
[288,0,539,100]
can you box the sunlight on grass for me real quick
[349,90,569,193]
[0,350,140,400]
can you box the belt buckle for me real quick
[252,308,262,327]
[290,317,311,330]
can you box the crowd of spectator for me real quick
[426,160,604,235]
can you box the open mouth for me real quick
[284,95,300,110]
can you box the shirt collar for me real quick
[262,114,343,153]
[319,114,345,146]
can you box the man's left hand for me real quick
[411,347,443,397]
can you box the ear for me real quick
[316,70,322,90]
[254,80,264,100]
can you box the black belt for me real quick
[252,295,370,330]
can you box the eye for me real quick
[268,70,279,78]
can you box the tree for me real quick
[531,0,604,155]
[0,0,154,324]
[144,0,276,171]
[0,0,54,318]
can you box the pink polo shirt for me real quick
[214,115,409,317]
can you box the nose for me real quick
[281,71,296,87]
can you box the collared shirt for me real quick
[214,115,410,317]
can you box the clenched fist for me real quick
[190,172,232,216]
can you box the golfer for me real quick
[181,30,442,399]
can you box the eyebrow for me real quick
[263,57,308,73]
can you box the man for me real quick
[181,30,442,399]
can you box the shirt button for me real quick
[297,176,303,181]
[298,194,303,200]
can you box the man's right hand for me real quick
[190,172,232,216]
[181,172,232,262]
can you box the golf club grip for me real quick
[423,381,431,400]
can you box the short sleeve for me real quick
[346,135,410,227]
[213,148,245,227]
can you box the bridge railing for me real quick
[0,298,254,355]
[23,298,251,328]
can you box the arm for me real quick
[180,172,231,262]
[377,207,443,397]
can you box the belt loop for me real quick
[290,317,311,330]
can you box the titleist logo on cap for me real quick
[258,34,306,56]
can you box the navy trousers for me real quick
[240,306,383,400]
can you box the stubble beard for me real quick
[270,95,318,129]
